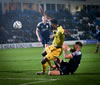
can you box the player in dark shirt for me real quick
[94,25,100,53]
[48,42,83,75]
[36,16,51,48]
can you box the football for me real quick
[13,21,22,29]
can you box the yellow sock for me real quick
[42,62,48,72]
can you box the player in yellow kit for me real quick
[37,19,65,75]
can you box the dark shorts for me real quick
[60,60,70,75]
[60,60,79,75]
[41,39,50,47]
[97,36,100,42]
[97,38,100,43]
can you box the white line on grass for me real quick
[20,79,58,85]
[0,78,33,80]
[0,77,58,81]
[0,77,59,85]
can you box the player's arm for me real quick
[40,6,52,21]
[63,43,71,51]
[50,34,54,39]
[50,30,57,39]
[40,7,70,35]
[36,28,41,41]
[64,29,70,36]
[63,49,73,59]
[63,44,73,59]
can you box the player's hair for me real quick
[96,25,100,28]
[42,16,47,19]
[50,19,58,25]
[97,24,100,26]
[75,42,83,47]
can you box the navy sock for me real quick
[96,46,99,52]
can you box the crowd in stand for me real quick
[0,9,100,44]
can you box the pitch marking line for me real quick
[0,78,33,80]
[20,79,59,85]
[0,77,59,85]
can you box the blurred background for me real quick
[0,0,100,44]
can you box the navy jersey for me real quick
[96,28,100,41]
[68,51,82,73]
[60,50,82,75]
[37,22,50,40]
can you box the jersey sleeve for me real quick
[72,51,82,58]
[57,26,64,34]
[36,22,41,30]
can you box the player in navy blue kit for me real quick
[36,16,51,48]
[94,25,100,53]
[48,42,83,75]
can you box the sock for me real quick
[96,46,99,53]
[54,61,60,69]
[47,61,52,67]
[42,62,48,73]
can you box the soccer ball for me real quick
[13,21,22,29]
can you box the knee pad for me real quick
[41,51,47,57]
[41,58,46,64]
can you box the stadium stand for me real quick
[0,6,100,44]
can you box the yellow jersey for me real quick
[52,26,64,47]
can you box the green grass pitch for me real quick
[0,44,100,85]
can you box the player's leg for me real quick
[48,70,60,76]
[40,52,59,74]
[42,57,50,72]
[41,50,47,57]
[37,46,52,75]
[54,58,60,69]
[96,43,99,53]
[48,59,64,76]
[41,50,53,71]
[42,39,49,50]
[41,48,48,72]
[47,47,62,71]
[37,46,62,75]
[45,44,48,49]
[37,55,54,75]
[42,45,56,71]
[44,39,49,49]
[37,57,49,75]
[48,58,60,71]
[49,58,63,71]
[95,41,99,53]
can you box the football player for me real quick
[48,42,83,75]
[36,16,51,48]
[94,25,100,53]
[37,19,65,75]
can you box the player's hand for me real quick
[38,37,42,42]
[64,29,70,36]
[62,44,67,50]
[50,35,54,39]
[62,43,70,51]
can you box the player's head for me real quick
[50,19,58,29]
[96,25,100,29]
[74,42,83,50]
[42,16,47,23]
